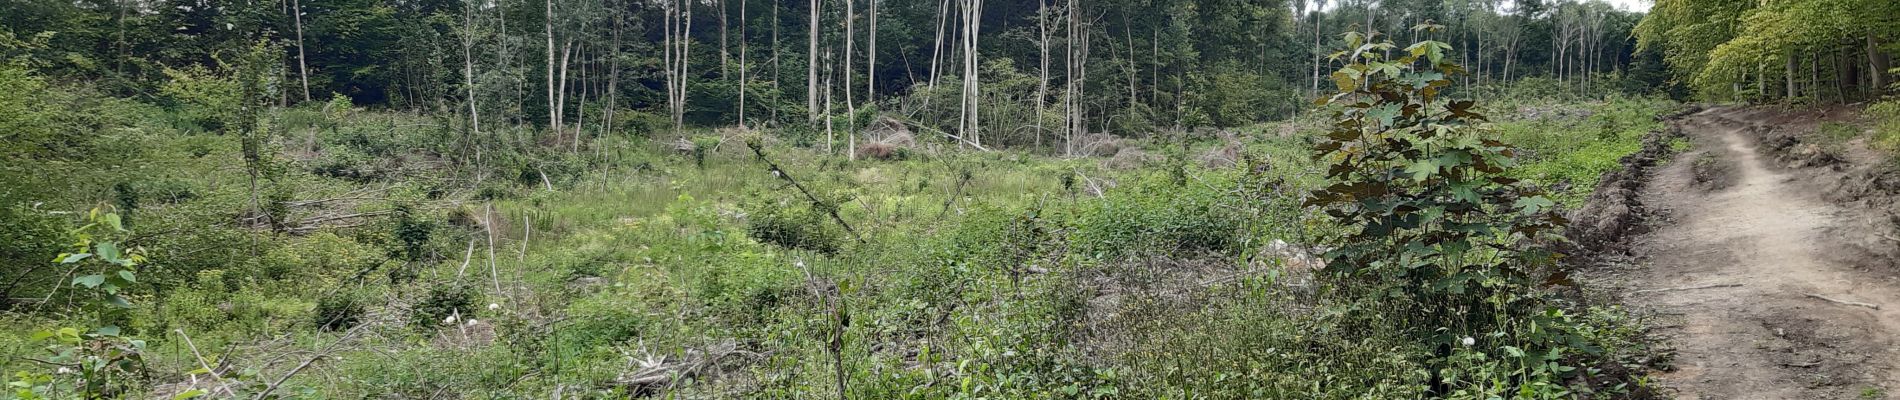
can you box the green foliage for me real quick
[1072,173,1247,258]
[743,196,844,254]
[315,291,367,331]
[411,284,481,332]
[1308,31,1618,396]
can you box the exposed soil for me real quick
[1593,107,1900,399]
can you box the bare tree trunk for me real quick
[720,0,729,79]
[1312,1,1322,97]
[773,0,781,123]
[824,51,835,154]
[867,0,877,101]
[463,0,481,140]
[1787,50,1798,101]
[677,2,693,133]
[1036,0,1049,150]
[739,0,748,128]
[963,0,982,147]
[546,0,558,132]
[572,44,587,153]
[846,0,856,160]
[1064,0,1076,156]
[929,0,950,90]
[558,40,573,139]
[808,0,820,123]
[606,2,620,138]
[1872,35,1890,93]
[292,0,311,103]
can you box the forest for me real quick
[1,0,1897,397]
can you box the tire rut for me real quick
[1615,108,1900,399]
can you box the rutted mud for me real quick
[1596,108,1900,399]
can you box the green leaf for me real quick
[103,213,124,231]
[60,253,92,264]
[118,270,136,283]
[173,389,209,400]
[1405,160,1440,181]
[1514,196,1556,215]
[96,242,122,263]
[73,274,105,288]
[103,294,131,308]
[92,325,120,337]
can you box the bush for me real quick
[315,291,367,331]
[411,284,480,331]
[1072,174,1245,258]
[743,197,844,254]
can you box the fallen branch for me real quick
[1804,293,1881,310]
[897,119,991,151]
[746,141,865,244]
[176,329,237,398]
[253,324,366,400]
[1629,283,1742,294]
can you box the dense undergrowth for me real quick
[2,47,1678,398]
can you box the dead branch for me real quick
[177,329,238,398]
[896,118,990,151]
[253,323,366,400]
[1629,283,1742,294]
[1804,293,1881,310]
[746,141,865,243]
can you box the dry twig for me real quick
[1629,283,1743,294]
[1804,293,1881,310]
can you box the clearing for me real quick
[1609,107,1900,399]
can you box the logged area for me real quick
[1,0,1898,398]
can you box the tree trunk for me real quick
[1787,50,1798,101]
[1312,2,1321,97]
[846,0,856,160]
[558,40,573,138]
[739,0,747,128]
[1872,35,1890,93]
[1036,0,1049,150]
[292,0,311,102]
[867,0,877,100]
[929,0,950,90]
[463,0,480,141]
[720,0,729,79]
[607,3,620,137]
[808,0,820,123]
[546,0,558,132]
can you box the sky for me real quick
[1606,0,1652,12]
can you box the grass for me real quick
[0,80,1681,398]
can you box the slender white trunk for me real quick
[558,40,573,136]
[846,0,856,160]
[546,0,558,132]
[1036,0,1048,150]
[739,0,748,128]
[463,0,480,137]
[808,0,820,123]
[866,0,877,100]
[293,0,311,102]
[928,0,949,90]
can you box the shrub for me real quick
[411,284,480,331]
[1072,175,1245,258]
[743,197,844,254]
[315,291,367,331]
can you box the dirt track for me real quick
[1613,108,1900,399]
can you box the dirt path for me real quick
[1617,108,1900,399]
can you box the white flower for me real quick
[56,367,72,374]
[466,319,480,326]
[487,303,500,310]
[444,315,458,324]
[1460,337,1476,347]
